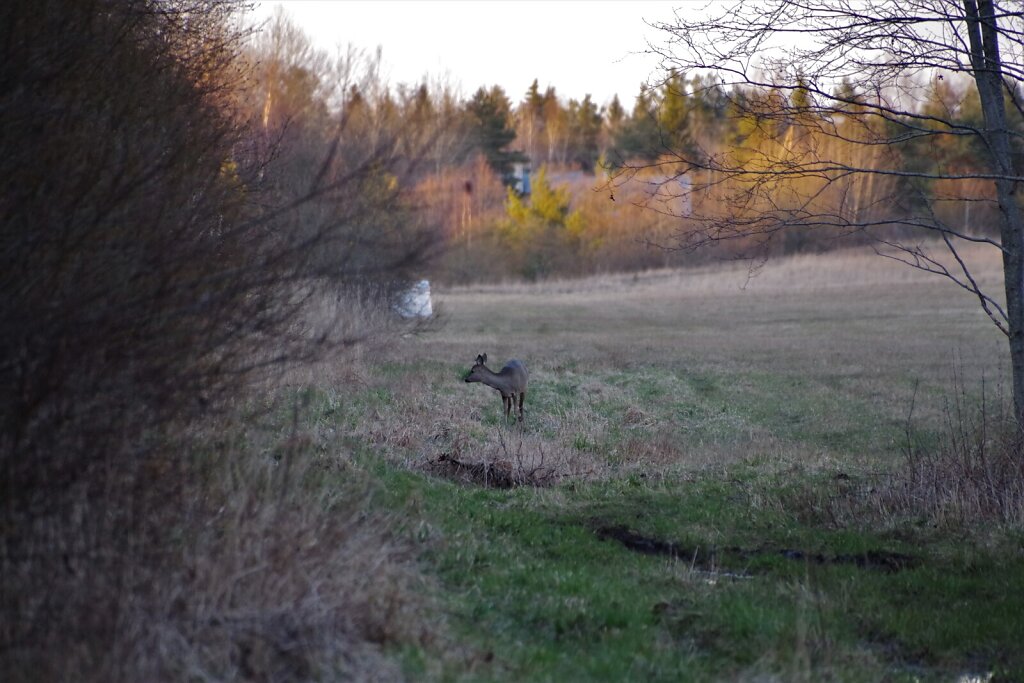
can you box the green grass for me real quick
[360,457,1024,681]
[295,245,1021,680]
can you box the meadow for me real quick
[12,6,1023,681]
[289,243,1021,681]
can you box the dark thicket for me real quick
[0,1,436,679]
[2,0,250,509]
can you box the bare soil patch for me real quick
[423,453,559,488]
[594,523,918,573]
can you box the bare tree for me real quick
[627,1,1024,421]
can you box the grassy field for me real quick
[294,243,1022,681]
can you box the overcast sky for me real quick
[250,1,688,107]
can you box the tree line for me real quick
[243,9,1018,283]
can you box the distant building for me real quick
[511,161,531,196]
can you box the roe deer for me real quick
[464,353,528,422]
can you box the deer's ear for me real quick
[481,353,487,364]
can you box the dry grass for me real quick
[1,413,434,683]
[891,428,1024,528]
[258,240,1018,680]
[3,287,446,683]
[789,379,1024,533]
[350,370,594,486]
[424,241,1003,376]
[344,241,1004,483]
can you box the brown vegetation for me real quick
[794,378,1024,534]
[3,1,1020,679]
[346,243,1004,486]
[1,1,439,680]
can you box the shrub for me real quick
[0,2,436,679]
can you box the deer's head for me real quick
[464,353,487,383]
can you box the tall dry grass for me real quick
[779,373,1024,535]
[1,410,432,682]
[886,375,1024,529]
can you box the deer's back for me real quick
[499,360,528,390]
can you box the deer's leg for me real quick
[518,391,526,422]
[503,395,511,420]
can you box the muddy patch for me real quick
[593,524,918,573]
[595,525,752,582]
[595,525,716,565]
[777,548,918,572]
[424,453,516,488]
[423,453,558,489]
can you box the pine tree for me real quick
[658,71,693,155]
[611,84,662,162]
[519,78,547,163]
[569,95,603,170]
[465,85,523,183]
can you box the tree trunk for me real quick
[964,0,1024,424]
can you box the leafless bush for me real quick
[1,1,439,680]
[790,377,1024,533]
[882,379,1024,529]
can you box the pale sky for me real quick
[250,1,688,107]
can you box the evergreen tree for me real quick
[500,167,584,279]
[606,94,625,133]
[465,85,523,182]
[658,71,694,155]
[687,73,728,149]
[569,94,603,170]
[611,84,662,162]
[519,78,547,163]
